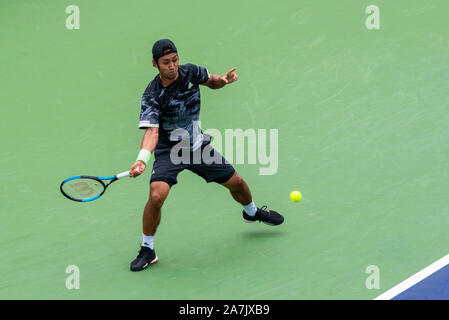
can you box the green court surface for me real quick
[1,0,448,299]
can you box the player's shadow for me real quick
[240,229,284,239]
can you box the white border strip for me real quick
[375,253,449,300]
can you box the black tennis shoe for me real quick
[130,246,158,271]
[242,205,284,226]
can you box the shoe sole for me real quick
[242,217,279,226]
[131,256,158,272]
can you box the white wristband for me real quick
[136,149,152,165]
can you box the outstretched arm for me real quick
[129,127,159,178]
[202,67,238,89]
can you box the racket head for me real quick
[60,176,107,202]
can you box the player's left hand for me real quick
[223,67,238,84]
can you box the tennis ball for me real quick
[290,190,302,202]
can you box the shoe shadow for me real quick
[240,229,284,239]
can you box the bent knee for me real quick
[229,174,246,192]
[149,191,167,208]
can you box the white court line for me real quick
[375,253,449,300]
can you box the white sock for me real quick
[142,234,154,250]
[243,201,257,216]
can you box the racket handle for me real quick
[116,171,131,179]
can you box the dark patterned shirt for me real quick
[139,64,210,151]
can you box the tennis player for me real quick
[128,39,284,271]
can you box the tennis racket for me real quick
[60,168,141,202]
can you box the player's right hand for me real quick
[130,161,145,178]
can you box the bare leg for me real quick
[220,172,253,206]
[143,181,171,236]
[220,171,284,225]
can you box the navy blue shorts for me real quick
[150,140,235,187]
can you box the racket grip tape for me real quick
[117,171,131,179]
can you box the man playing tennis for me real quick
[128,39,284,271]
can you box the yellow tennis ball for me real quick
[290,190,302,202]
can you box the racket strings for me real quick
[61,178,105,201]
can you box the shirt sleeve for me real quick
[139,89,160,129]
[190,64,210,85]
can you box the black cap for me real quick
[152,39,177,61]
